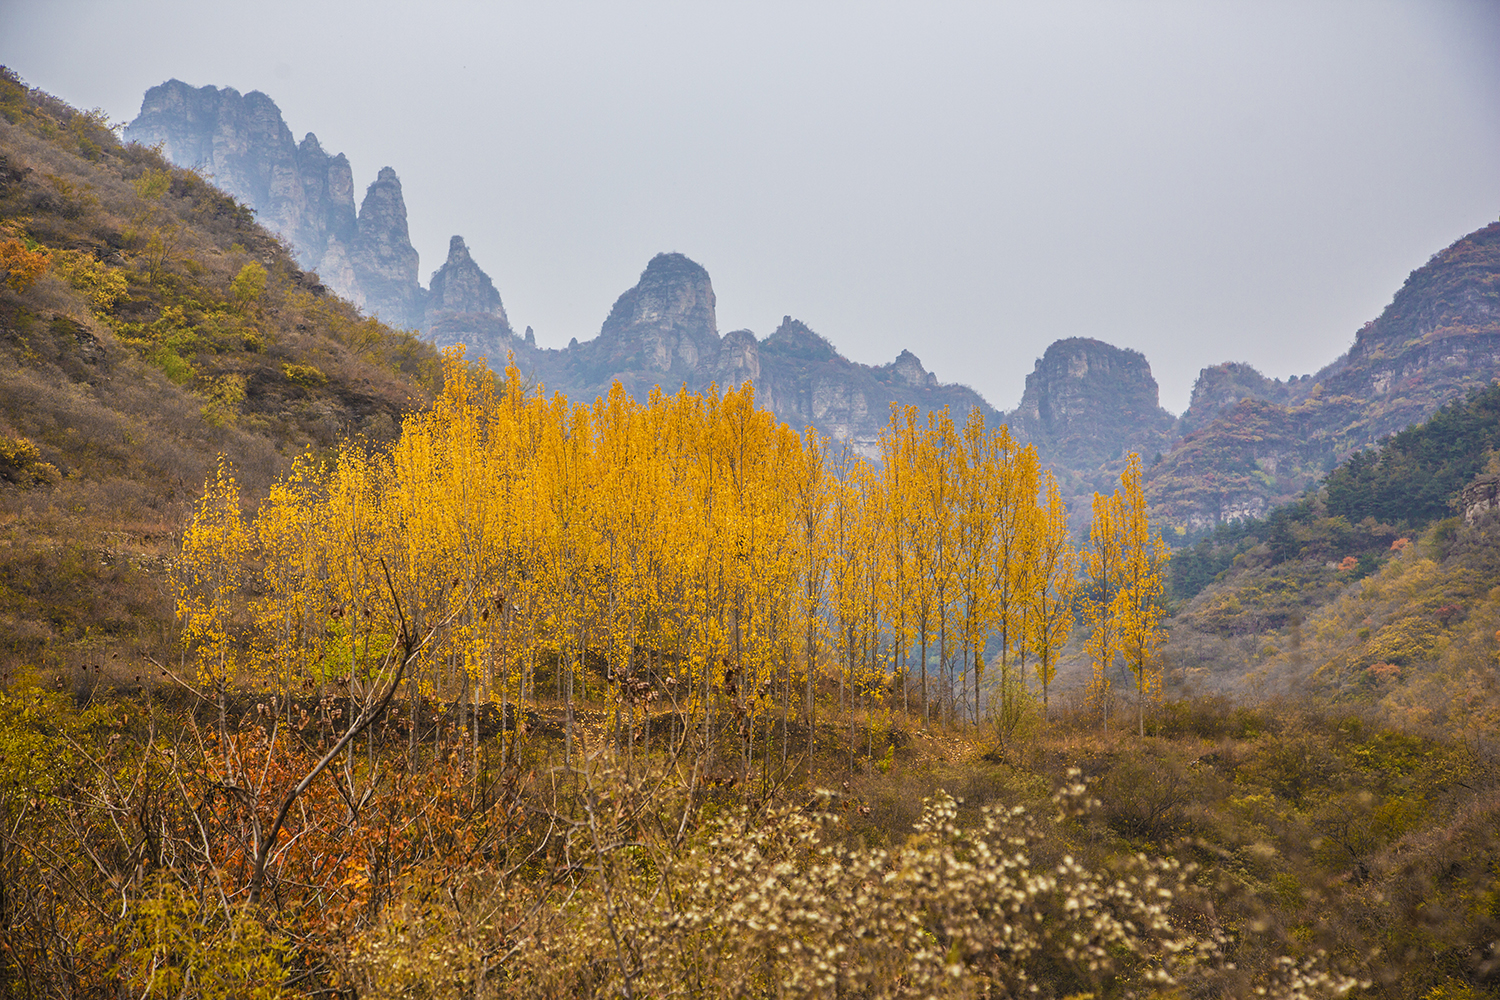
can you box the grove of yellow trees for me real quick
[179,353,1168,774]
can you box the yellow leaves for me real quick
[187,355,1173,742]
[281,362,327,387]
[1085,455,1170,733]
[51,247,128,312]
[0,433,60,487]
[1029,472,1076,704]
[230,261,267,307]
[199,373,246,427]
[0,235,51,293]
[131,167,171,202]
[114,882,289,1000]
[176,456,251,687]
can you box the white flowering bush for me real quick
[351,770,1364,999]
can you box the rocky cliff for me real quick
[1319,220,1500,441]
[1005,338,1176,493]
[503,254,998,453]
[1148,220,1500,533]
[125,81,321,248]
[1175,362,1314,438]
[423,235,515,359]
[347,166,423,327]
[125,81,427,328]
[564,252,722,402]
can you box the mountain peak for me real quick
[598,252,718,354]
[426,235,506,321]
[641,251,709,282]
[763,316,838,363]
[348,166,421,326]
[445,235,473,263]
[126,81,425,323]
[890,349,936,388]
[1010,337,1174,479]
[424,235,513,362]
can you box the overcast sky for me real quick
[4,1,1497,413]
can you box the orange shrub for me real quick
[0,236,50,292]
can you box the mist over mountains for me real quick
[127,80,1500,534]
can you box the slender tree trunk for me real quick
[920,637,929,729]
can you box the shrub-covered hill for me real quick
[0,67,443,676]
[1163,380,1500,732]
[1148,219,1500,534]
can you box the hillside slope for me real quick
[1164,380,1500,732]
[0,67,442,677]
[1149,220,1500,533]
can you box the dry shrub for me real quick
[350,769,1363,999]
[1096,749,1194,845]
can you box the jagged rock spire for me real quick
[423,235,515,362]
[350,167,422,327]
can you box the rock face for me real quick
[511,255,997,454]
[1317,220,1500,442]
[571,253,721,401]
[348,167,423,327]
[125,81,425,327]
[125,81,313,243]
[1006,338,1175,490]
[1148,220,1500,533]
[424,236,515,361]
[1462,475,1500,526]
[291,132,358,277]
[1176,362,1312,438]
[427,236,507,319]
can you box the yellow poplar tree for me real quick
[1026,471,1075,721]
[1084,483,1125,730]
[790,427,831,750]
[954,409,996,726]
[879,405,918,715]
[177,457,252,696]
[924,410,959,723]
[988,432,1039,733]
[1116,454,1170,737]
[253,457,325,719]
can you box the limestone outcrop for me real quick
[1006,338,1176,489]
[125,81,426,326]
[424,236,515,361]
[512,257,997,455]
[347,167,422,327]
[1148,220,1500,532]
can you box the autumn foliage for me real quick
[0,237,49,293]
[177,353,1175,776]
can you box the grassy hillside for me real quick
[0,67,442,678]
[1164,381,1500,736]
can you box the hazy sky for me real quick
[4,1,1497,413]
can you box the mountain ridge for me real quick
[1147,220,1500,533]
[125,78,1500,530]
